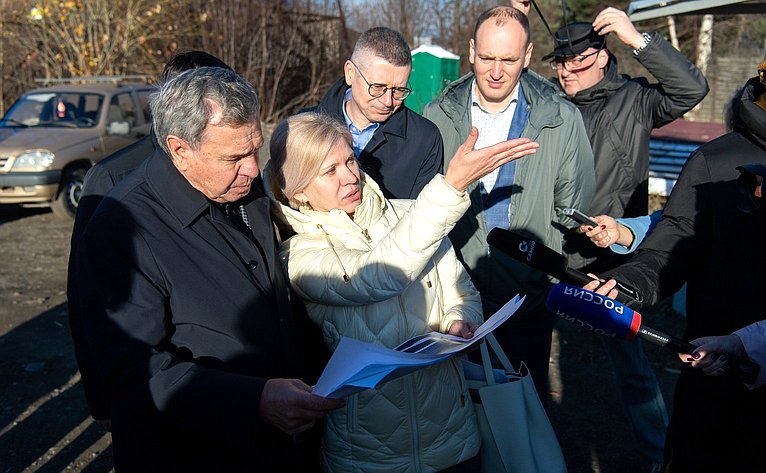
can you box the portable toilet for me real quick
[408,44,460,114]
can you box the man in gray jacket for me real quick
[423,5,595,403]
[546,9,708,469]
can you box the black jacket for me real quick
[605,78,766,472]
[559,34,708,272]
[314,78,443,199]
[563,33,708,219]
[67,135,157,421]
[75,149,307,472]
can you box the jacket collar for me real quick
[436,72,474,126]
[437,70,563,133]
[732,77,766,150]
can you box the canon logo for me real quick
[518,240,535,262]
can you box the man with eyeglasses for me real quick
[546,8,708,269]
[312,26,443,199]
[424,5,595,405]
[544,8,708,472]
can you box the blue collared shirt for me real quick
[342,88,380,157]
[470,81,519,192]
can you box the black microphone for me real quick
[486,228,641,304]
[546,283,761,384]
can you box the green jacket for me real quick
[423,71,595,318]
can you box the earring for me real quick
[297,199,312,212]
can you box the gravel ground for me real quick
[0,204,685,473]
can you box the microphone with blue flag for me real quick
[546,283,760,384]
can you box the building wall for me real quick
[693,52,764,123]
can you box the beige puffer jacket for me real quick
[275,174,482,473]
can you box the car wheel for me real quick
[51,167,87,219]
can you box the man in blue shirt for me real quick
[313,27,443,199]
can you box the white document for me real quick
[312,294,525,398]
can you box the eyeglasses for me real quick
[350,61,412,101]
[549,48,602,72]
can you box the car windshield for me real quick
[0,92,104,128]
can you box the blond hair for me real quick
[268,112,353,210]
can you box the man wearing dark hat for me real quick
[587,71,766,472]
[544,7,708,471]
[546,7,708,267]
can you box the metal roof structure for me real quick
[628,0,766,21]
[647,120,727,195]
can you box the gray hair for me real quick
[150,67,260,155]
[351,27,411,68]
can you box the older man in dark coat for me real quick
[74,67,343,472]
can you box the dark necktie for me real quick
[224,203,251,233]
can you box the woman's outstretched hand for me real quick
[445,127,539,192]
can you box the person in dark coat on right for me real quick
[587,71,766,473]
[543,8,708,469]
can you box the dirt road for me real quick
[0,204,684,472]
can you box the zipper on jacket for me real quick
[361,228,372,243]
[346,393,357,433]
[316,224,350,282]
[406,376,423,473]
[450,358,468,407]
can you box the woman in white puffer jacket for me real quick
[266,112,537,473]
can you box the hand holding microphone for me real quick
[546,283,760,384]
[583,277,619,300]
[486,228,641,305]
[680,334,749,378]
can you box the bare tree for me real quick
[16,0,185,80]
[696,14,714,77]
[190,0,344,123]
[667,15,679,50]
[426,0,497,74]
[344,0,432,45]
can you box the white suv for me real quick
[0,81,154,218]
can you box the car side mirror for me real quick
[107,121,130,136]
